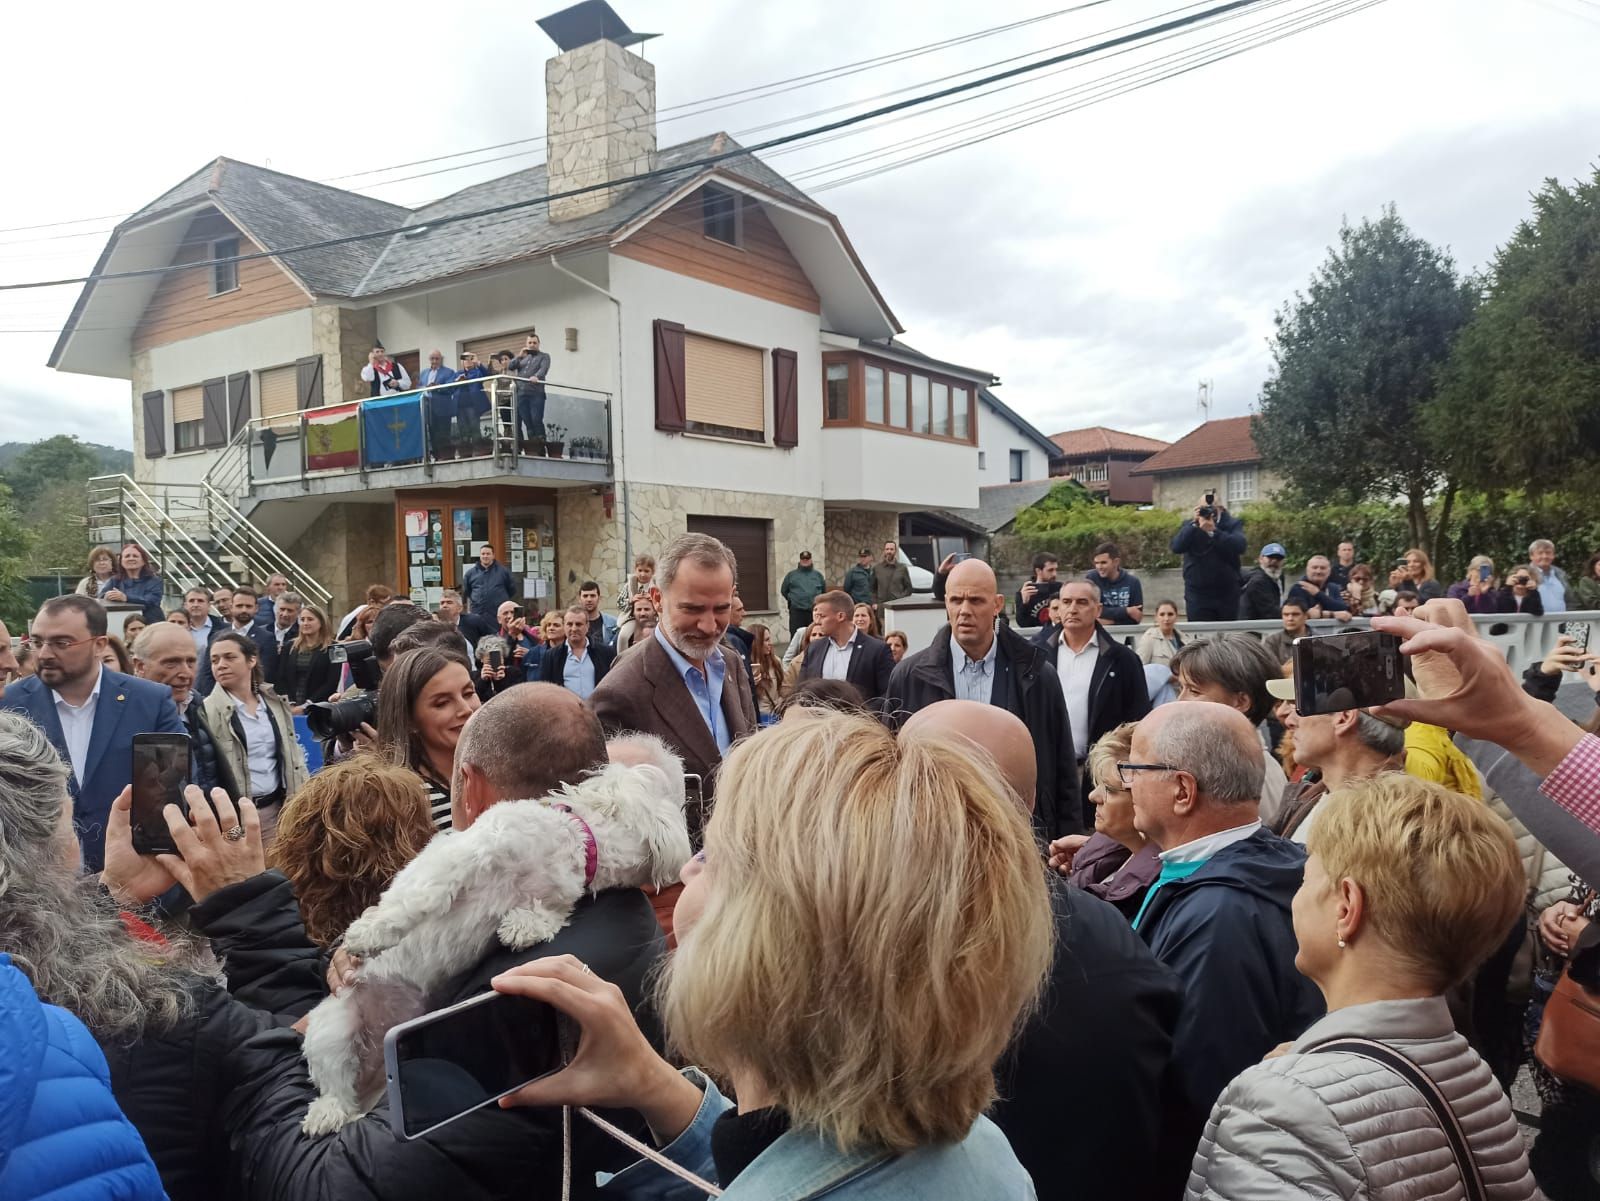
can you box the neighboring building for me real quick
[1048,425,1170,505]
[51,5,995,634]
[1128,415,1284,510]
[976,388,1064,487]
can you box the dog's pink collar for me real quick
[553,803,598,887]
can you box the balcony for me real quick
[206,374,613,506]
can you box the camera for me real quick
[1197,506,1217,522]
[304,640,383,741]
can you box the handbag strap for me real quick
[1309,1037,1486,1201]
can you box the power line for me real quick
[0,0,1270,295]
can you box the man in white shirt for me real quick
[798,590,893,708]
[270,592,303,651]
[1054,581,1102,763]
[1123,701,1322,1121]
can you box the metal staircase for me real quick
[86,474,332,610]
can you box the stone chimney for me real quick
[546,38,656,222]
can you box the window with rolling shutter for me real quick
[684,333,764,442]
[172,385,205,452]
[685,514,771,610]
[259,364,299,425]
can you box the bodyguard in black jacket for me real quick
[1035,622,1152,759]
[798,591,895,711]
[886,558,1081,837]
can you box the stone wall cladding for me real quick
[823,508,898,588]
[311,305,378,406]
[287,502,394,617]
[556,489,621,610]
[546,40,656,222]
[131,351,154,483]
[1149,467,1285,510]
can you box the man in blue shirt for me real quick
[1086,541,1144,626]
[417,350,459,460]
[539,607,613,700]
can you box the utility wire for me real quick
[0,0,1268,294]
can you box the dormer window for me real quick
[702,184,741,246]
[212,237,240,295]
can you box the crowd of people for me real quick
[0,520,1597,1200]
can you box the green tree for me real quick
[1432,168,1600,493]
[25,480,91,577]
[0,435,102,511]
[0,482,37,629]
[1252,207,1475,558]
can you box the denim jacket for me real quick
[603,1071,1036,1200]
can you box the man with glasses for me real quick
[1120,700,1322,1138]
[0,595,185,872]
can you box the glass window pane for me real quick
[911,375,929,433]
[889,372,908,426]
[864,365,885,424]
[952,388,970,439]
[930,381,950,436]
[825,363,850,422]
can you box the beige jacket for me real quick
[1188,996,1539,1201]
[199,685,309,803]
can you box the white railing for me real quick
[199,481,332,609]
[882,604,1600,677]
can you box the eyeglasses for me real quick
[1116,762,1180,786]
[25,635,96,653]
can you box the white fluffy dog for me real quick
[298,758,690,1135]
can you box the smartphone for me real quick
[951,551,974,564]
[486,649,503,671]
[1204,491,1215,506]
[683,772,707,848]
[130,732,191,855]
[1478,563,1492,582]
[511,606,524,620]
[1560,621,1591,654]
[1291,630,1405,716]
[384,989,574,1141]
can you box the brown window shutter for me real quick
[772,348,799,448]
[653,319,686,432]
[296,355,325,409]
[142,390,166,458]
[202,377,228,447]
[227,372,251,439]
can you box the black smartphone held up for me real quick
[1560,621,1591,654]
[130,732,191,855]
[1292,630,1405,717]
[511,605,524,620]
[1204,491,1215,507]
[384,990,574,1141]
[486,649,504,672]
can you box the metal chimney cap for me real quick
[538,0,659,51]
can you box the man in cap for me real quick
[779,550,826,639]
[842,548,875,607]
[1266,674,1408,840]
[1237,543,1288,620]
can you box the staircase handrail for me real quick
[86,474,238,594]
[199,480,332,609]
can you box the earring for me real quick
[1337,937,1347,949]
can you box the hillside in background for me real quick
[0,440,131,476]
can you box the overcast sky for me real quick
[1,0,1596,450]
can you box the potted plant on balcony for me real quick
[570,434,602,460]
[543,424,567,458]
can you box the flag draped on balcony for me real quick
[362,395,426,466]
[306,403,361,471]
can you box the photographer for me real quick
[372,644,480,830]
[1015,552,1061,628]
[311,603,432,760]
[1170,493,1246,621]
[1497,565,1546,616]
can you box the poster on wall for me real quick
[407,535,426,552]
[425,587,443,608]
[510,550,525,572]
[404,511,428,538]
[469,541,488,558]
[453,510,474,541]
[422,566,441,584]
[408,567,424,588]
[508,528,523,550]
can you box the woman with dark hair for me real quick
[776,676,869,718]
[373,645,480,830]
[99,543,166,624]
[274,603,338,710]
[100,633,135,674]
[1575,550,1600,610]
[76,545,119,598]
[885,629,909,664]
[269,756,436,948]
[1495,565,1546,616]
[748,622,787,718]
[194,631,307,847]
[0,711,281,1201]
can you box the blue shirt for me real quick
[654,627,731,754]
[1538,569,1568,614]
[562,643,598,700]
[950,629,998,705]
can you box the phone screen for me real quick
[1292,631,1404,716]
[385,991,567,1140]
[487,649,503,671]
[131,733,190,855]
[1478,564,1492,582]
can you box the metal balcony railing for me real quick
[206,373,613,494]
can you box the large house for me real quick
[1129,415,1283,510]
[1048,425,1170,504]
[51,3,1032,632]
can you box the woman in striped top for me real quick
[373,645,480,830]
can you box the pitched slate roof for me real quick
[945,479,1061,534]
[1050,425,1170,458]
[1129,415,1261,476]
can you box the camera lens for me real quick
[305,692,380,741]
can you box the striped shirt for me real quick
[425,779,452,831]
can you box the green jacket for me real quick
[872,560,913,605]
[779,565,826,612]
[842,563,874,606]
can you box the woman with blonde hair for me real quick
[269,757,436,947]
[1049,722,1159,921]
[1392,546,1445,601]
[274,603,339,709]
[1189,775,1538,1200]
[493,710,1052,1198]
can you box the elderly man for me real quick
[0,618,18,691]
[417,350,459,459]
[1237,542,1287,621]
[902,700,1182,1201]
[1126,701,1323,1125]
[131,623,200,718]
[1286,554,1352,621]
[266,591,303,652]
[799,590,893,709]
[1529,538,1573,613]
[436,588,492,645]
[1267,677,1405,840]
[887,557,1080,836]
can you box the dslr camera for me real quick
[305,639,383,741]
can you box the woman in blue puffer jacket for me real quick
[0,955,166,1201]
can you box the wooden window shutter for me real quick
[772,348,799,448]
[202,377,228,447]
[296,355,324,409]
[653,319,686,432]
[226,372,251,439]
[142,390,166,458]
